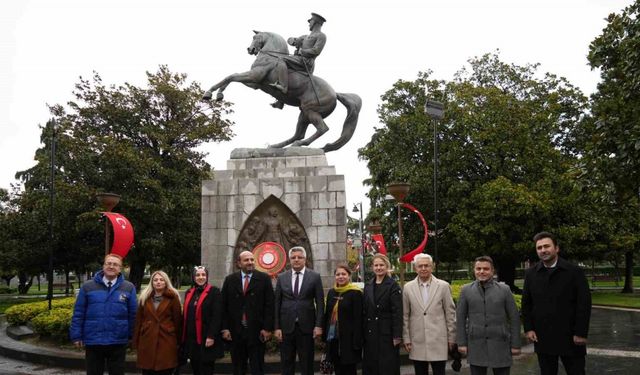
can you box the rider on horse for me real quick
[270,12,327,109]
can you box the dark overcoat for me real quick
[362,276,402,375]
[182,285,224,361]
[221,270,275,344]
[133,290,183,371]
[522,257,591,356]
[322,288,363,365]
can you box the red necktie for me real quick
[242,275,249,324]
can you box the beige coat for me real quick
[402,275,456,361]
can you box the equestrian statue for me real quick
[203,13,362,152]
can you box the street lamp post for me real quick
[425,99,444,275]
[386,182,411,286]
[47,119,56,311]
[352,202,364,282]
[96,193,121,255]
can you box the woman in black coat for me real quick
[323,264,363,375]
[362,254,403,375]
[181,266,224,375]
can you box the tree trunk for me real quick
[65,270,71,295]
[17,272,33,295]
[622,250,634,294]
[128,258,146,291]
[1,275,13,286]
[494,255,520,293]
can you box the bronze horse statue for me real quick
[203,31,362,152]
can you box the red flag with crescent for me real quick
[371,233,387,255]
[102,212,134,259]
[399,203,429,263]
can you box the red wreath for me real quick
[252,242,287,277]
[399,203,429,263]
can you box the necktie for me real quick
[294,271,301,297]
[242,274,250,325]
[243,274,250,295]
[107,281,112,290]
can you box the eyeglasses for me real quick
[104,262,122,268]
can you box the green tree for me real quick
[16,66,233,288]
[587,0,640,293]
[359,53,589,289]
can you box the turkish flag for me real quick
[102,212,134,259]
[371,233,387,255]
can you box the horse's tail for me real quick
[322,93,363,152]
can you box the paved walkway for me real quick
[0,306,638,374]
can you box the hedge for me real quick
[5,297,75,326]
[30,308,73,341]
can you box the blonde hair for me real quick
[372,253,391,269]
[138,270,180,306]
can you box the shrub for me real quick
[31,308,73,341]
[5,297,76,326]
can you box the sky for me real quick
[0,0,632,216]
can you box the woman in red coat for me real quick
[133,270,183,375]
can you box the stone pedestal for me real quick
[201,148,347,289]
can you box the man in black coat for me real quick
[221,251,275,375]
[274,246,324,375]
[522,232,592,375]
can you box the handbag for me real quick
[319,352,334,374]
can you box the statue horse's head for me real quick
[247,30,288,56]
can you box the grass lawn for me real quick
[590,291,640,309]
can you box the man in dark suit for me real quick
[522,232,592,375]
[221,251,275,375]
[274,246,324,375]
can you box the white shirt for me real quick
[418,278,431,305]
[102,276,116,288]
[291,267,306,292]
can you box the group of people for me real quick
[70,231,591,375]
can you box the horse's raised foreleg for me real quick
[269,112,310,148]
[203,68,268,101]
[291,110,328,147]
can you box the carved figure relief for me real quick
[235,195,312,267]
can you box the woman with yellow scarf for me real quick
[322,264,363,375]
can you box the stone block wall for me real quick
[201,149,347,289]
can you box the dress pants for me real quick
[85,344,126,375]
[231,327,266,375]
[280,323,314,375]
[413,360,446,375]
[537,353,586,375]
[470,365,511,375]
[190,360,215,375]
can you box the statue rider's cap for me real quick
[309,13,327,24]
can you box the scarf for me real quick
[327,283,362,341]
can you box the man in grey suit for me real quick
[274,246,324,375]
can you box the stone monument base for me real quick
[201,148,347,289]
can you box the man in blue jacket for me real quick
[70,253,137,375]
